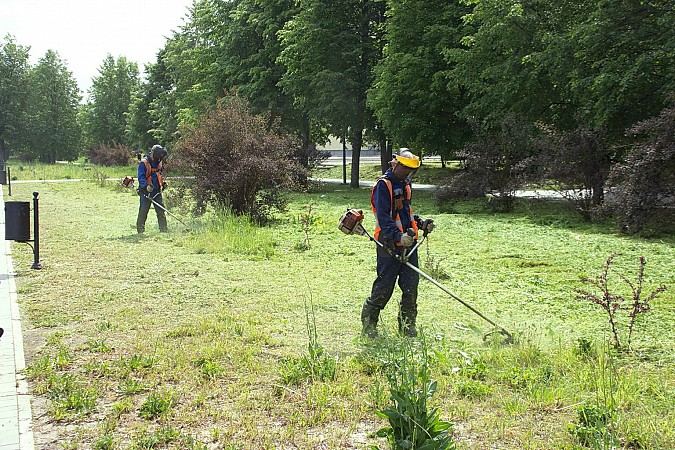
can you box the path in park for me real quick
[0,187,35,449]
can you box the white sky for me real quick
[0,0,194,100]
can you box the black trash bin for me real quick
[5,201,31,241]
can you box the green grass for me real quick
[5,159,137,181]
[315,159,460,185]
[8,178,674,449]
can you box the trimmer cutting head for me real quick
[483,328,514,345]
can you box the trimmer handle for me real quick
[400,228,416,262]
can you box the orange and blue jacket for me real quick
[138,153,164,191]
[371,168,419,247]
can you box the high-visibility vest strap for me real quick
[143,159,164,189]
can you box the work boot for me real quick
[361,301,381,338]
[398,307,418,338]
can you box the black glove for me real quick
[421,218,435,234]
[146,185,154,193]
[162,181,168,190]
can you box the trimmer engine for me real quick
[122,176,135,189]
[338,208,367,236]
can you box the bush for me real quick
[537,125,614,220]
[437,116,539,212]
[86,143,136,166]
[172,98,308,223]
[609,104,675,234]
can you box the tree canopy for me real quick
[81,54,140,148]
[2,1,672,231]
[26,50,81,162]
[0,35,31,161]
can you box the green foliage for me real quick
[25,49,81,162]
[0,35,31,159]
[11,181,675,448]
[116,379,147,396]
[93,433,115,450]
[368,0,470,159]
[451,0,673,140]
[46,372,98,419]
[139,390,175,420]
[449,0,572,128]
[126,51,176,150]
[296,203,322,251]
[569,403,618,449]
[279,0,385,187]
[567,0,674,137]
[455,379,491,399]
[374,331,455,450]
[131,425,207,450]
[82,55,140,148]
[220,0,305,140]
[568,346,622,449]
[576,337,595,359]
[422,242,449,280]
[132,425,180,449]
[194,357,225,380]
[178,206,278,259]
[87,339,111,353]
[122,354,156,371]
[154,1,237,139]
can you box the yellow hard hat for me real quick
[394,148,420,169]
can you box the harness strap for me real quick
[371,177,418,245]
[142,158,164,190]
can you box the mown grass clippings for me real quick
[8,180,674,449]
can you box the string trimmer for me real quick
[339,208,514,344]
[122,176,190,229]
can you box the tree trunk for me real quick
[591,174,605,206]
[300,114,311,168]
[379,138,391,174]
[350,128,363,189]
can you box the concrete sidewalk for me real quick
[0,188,35,449]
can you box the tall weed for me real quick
[374,330,455,450]
[180,207,277,259]
[575,254,668,349]
[279,293,337,385]
[568,345,620,449]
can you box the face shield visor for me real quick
[393,151,420,180]
[151,145,167,162]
